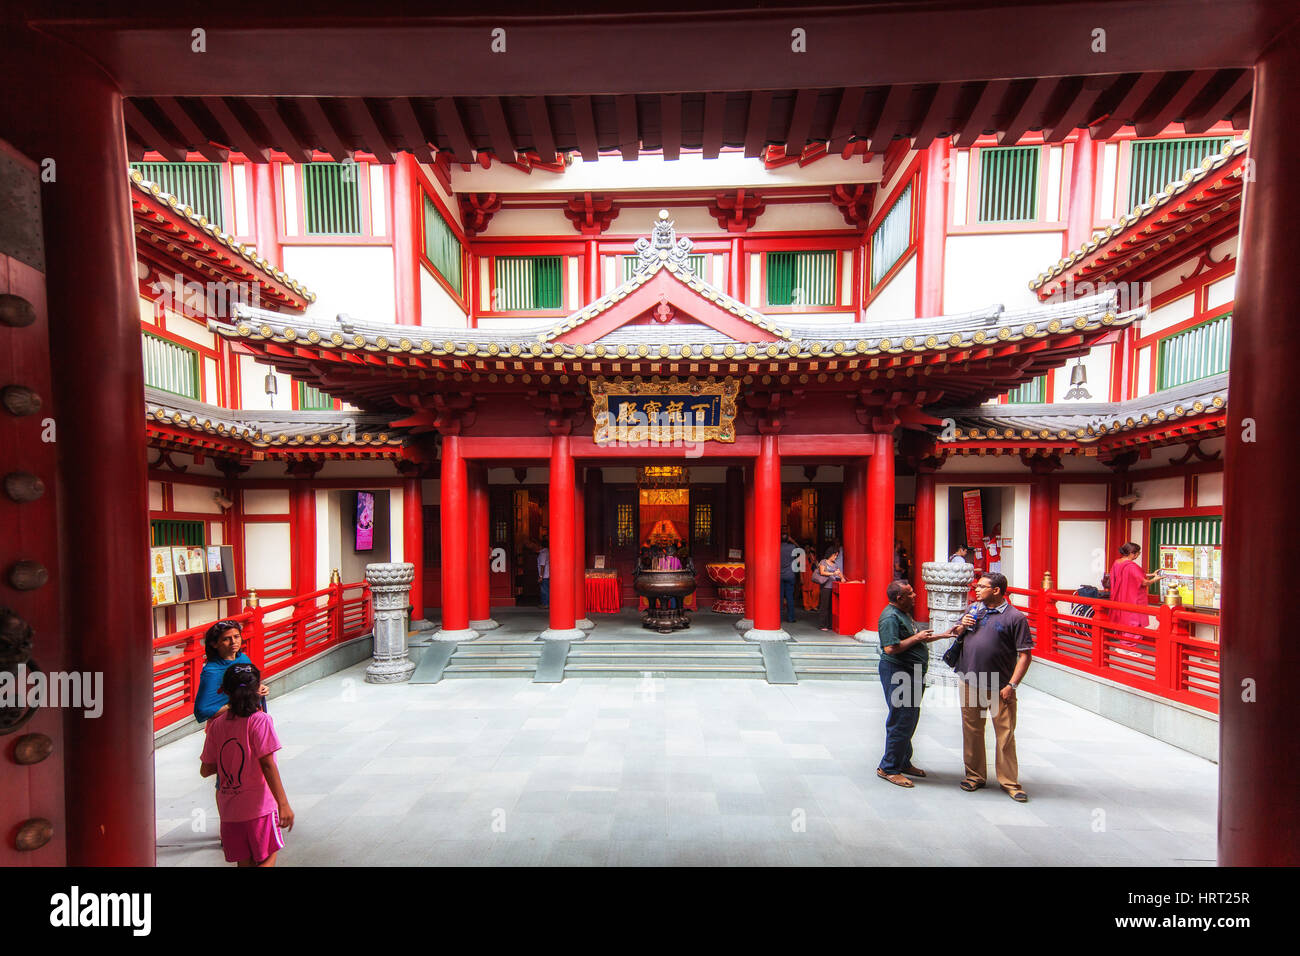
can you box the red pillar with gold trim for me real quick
[468,464,498,631]
[251,161,283,272]
[1220,23,1300,865]
[841,460,866,634]
[1028,469,1052,591]
[543,432,583,639]
[917,138,949,317]
[863,432,896,631]
[745,433,788,640]
[913,469,937,623]
[402,474,427,624]
[434,434,476,640]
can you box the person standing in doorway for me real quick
[951,572,1034,802]
[949,543,972,564]
[537,534,551,609]
[779,531,799,623]
[875,580,945,788]
[816,542,844,631]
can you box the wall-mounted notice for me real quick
[207,545,237,600]
[172,546,209,604]
[150,547,176,607]
[356,491,375,552]
[961,490,985,562]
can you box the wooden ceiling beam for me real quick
[342,98,395,165]
[1090,72,1164,140]
[660,94,682,161]
[1043,78,1109,143]
[743,90,772,158]
[702,92,726,159]
[123,101,186,162]
[827,86,866,154]
[1135,69,1221,136]
[1183,70,1253,134]
[435,97,476,163]
[200,96,270,163]
[385,98,437,164]
[480,96,517,164]
[783,88,819,156]
[247,97,312,163]
[570,95,600,162]
[525,96,557,163]
[297,96,354,162]
[616,94,640,161]
[152,96,229,163]
[954,80,1010,147]
[998,77,1059,145]
[911,82,963,148]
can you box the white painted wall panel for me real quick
[1052,344,1111,404]
[943,232,1063,314]
[238,355,292,412]
[1059,483,1108,512]
[1132,476,1184,511]
[1206,274,1236,311]
[163,313,217,350]
[1142,293,1195,337]
[1197,472,1224,508]
[172,482,222,515]
[203,356,218,404]
[149,481,164,510]
[420,263,469,326]
[1057,519,1108,590]
[244,521,293,590]
[287,245,396,326]
[244,489,291,515]
[1136,347,1152,397]
[864,256,916,323]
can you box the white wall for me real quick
[237,354,294,413]
[864,256,917,323]
[244,489,290,514]
[172,482,222,515]
[944,232,1064,314]
[1132,476,1184,511]
[1142,293,1195,337]
[1059,482,1108,512]
[1196,472,1224,507]
[244,521,292,591]
[285,245,397,326]
[1057,519,1108,590]
[1052,344,1112,404]
[420,263,470,327]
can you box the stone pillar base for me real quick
[468,618,500,631]
[540,627,586,642]
[743,627,790,643]
[410,617,437,632]
[734,617,754,633]
[575,617,596,630]
[365,658,417,684]
[432,628,479,643]
[852,628,878,645]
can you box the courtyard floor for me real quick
[155,621,1217,866]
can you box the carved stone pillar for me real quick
[364,562,417,683]
[920,560,973,686]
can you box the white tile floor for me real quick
[155,663,1218,866]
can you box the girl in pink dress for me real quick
[1107,542,1163,646]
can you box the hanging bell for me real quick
[1070,361,1088,386]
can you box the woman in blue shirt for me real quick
[194,620,268,723]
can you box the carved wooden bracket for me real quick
[1168,439,1222,467]
[459,193,503,237]
[148,449,189,473]
[285,459,324,479]
[830,183,877,230]
[563,193,618,235]
[1020,450,1065,474]
[708,189,766,233]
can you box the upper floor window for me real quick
[1127,136,1231,210]
[142,332,200,400]
[151,519,205,548]
[131,161,226,230]
[624,253,707,282]
[977,146,1040,223]
[423,195,463,297]
[302,162,362,236]
[298,381,336,411]
[1006,374,1046,404]
[766,250,837,307]
[871,182,913,288]
[493,256,563,310]
[1156,313,1231,390]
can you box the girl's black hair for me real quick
[220,662,262,718]
[203,619,243,662]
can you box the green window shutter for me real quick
[871,182,913,287]
[494,256,563,310]
[1147,516,1223,597]
[150,519,206,548]
[624,253,707,282]
[977,146,1040,223]
[1006,374,1046,404]
[766,251,836,306]
[302,163,362,236]
[1127,137,1230,211]
[298,381,335,411]
[142,332,201,399]
[423,195,463,297]
[1156,314,1231,391]
[131,162,226,230]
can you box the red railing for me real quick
[152,579,372,732]
[1007,586,1220,713]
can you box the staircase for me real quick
[440,640,543,678]
[564,640,767,679]
[788,639,880,680]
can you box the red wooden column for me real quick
[0,54,155,864]
[917,138,950,317]
[391,153,420,326]
[1027,462,1055,590]
[543,432,583,639]
[1221,25,1300,866]
[842,460,866,579]
[746,433,787,640]
[435,434,476,640]
[467,464,497,631]
[1066,133,1098,255]
[913,468,937,622]
[740,463,755,630]
[251,161,283,271]
[291,479,317,594]
[574,466,593,629]
[863,432,896,631]
[725,465,744,555]
[402,474,426,624]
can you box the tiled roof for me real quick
[144,390,399,449]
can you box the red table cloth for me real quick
[584,572,621,614]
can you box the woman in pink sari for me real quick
[1108,542,1163,646]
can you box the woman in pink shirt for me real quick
[1108,542,1163,643]
[200,662,294,867]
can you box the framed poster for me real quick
[961,490,985,561]
[207,545,237,600]
[150,547,176,607]
[172,546,209,604]
[356,491,375,551]
[1158,545,1194,603]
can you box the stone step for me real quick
[564,663,767,679]
[443,664,540,678]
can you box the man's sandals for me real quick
[877,765,926,788]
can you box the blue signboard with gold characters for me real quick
[591,376,739,444]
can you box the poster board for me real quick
[150,547,176,607]
[1192,545,1221,610]
[961,490,985,562]
[207,545,237,600]
[172,546,209,604]
[1158,545,1195,605]
[355,491,375,552]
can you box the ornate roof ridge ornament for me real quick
[634,210,695,273]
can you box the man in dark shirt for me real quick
[952,571,1034,801]
[779,532,799,623]
[875,580,944,788]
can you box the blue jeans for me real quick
[878,655,926,774]
[780,578,797,622]
[540,578,549,608]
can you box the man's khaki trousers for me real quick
[960,677,1020,791]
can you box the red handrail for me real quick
[1007,586,1220,713]
[152,579,372,732]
